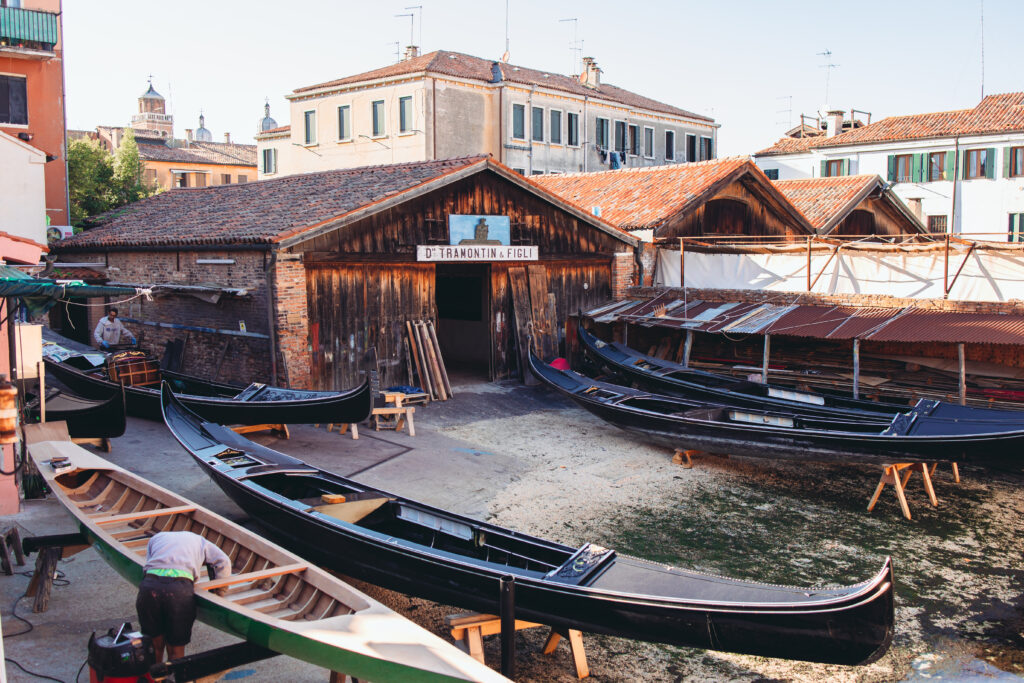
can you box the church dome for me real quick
[260,101,278,132]
[194,113,213,142]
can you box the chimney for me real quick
[224,132,231,144]
[185,128,193,142]
[403,45,419,61]
[826,110,844,137]
[579,57,601,89]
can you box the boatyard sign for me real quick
[417,214,538,261]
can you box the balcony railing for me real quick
[0,7,59,52]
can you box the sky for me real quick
[63,0,1023,156]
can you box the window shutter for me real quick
[1010,213,1020,242]
[919,153,929,182]
[820,160,828,177]
[842,159,850,176]
[886,155,896,181]
[985,148,996,179]
[1003,147,1013,178]
[961,150,968,180]
[911,154,921,182]
[944,151,955,180]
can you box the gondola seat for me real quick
[311,496,391,524]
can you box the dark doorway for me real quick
[435,263,491,380]
[51,298,91,345]
[703,198,750,234]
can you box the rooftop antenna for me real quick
[388,40,399,62]
[405,5,422,50]
[503,0,510,62]
[776,95,793,129]
[395,12,414,47]
[559,17,580,75]
[817,49,839,109]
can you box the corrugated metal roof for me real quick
[584,299,1024,345]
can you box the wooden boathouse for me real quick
[53,156,636,390]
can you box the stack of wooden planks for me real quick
[509,265,559,384]
[406,320,453,401]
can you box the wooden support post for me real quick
[958,343,966,406]
[761,334,771,384]
[38,360,45,423]
[682,329,693,368]
[446,612,589,679]
[852,338,860,399]
[0,526,24,575]
[679,237,685,291]
[867,462,941,520]
[943,234,950,299]
[806,235,812,291]
[26,546,61,612]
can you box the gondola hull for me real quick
[28,388,126,439]
[531,351,1024,465]
[162,383,895,666]
[44,356,370,425]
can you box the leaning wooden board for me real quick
[24,422,507,683]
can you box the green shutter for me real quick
[911,154,921,182]
[985,148,996,179]
[843,159,851,176]
[944,150,955,180]
[820,160,828,177]
[961,150,968,180]
[1004,147,1013,178]
[886,155,896,181]
[920,153,930,182]
[1010,214,1020,242]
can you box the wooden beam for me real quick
[761,334,771,383]
[195,563,308,591]
[852,338,860,399]
[682,329,693,368]
[94,505,196,525]
[958,343,966,406]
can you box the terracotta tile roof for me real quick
[256,125,290,136]
[533,157,756,231]
[293,50,712,122]
[773,175,879,231]
[757,92,1024,156]
[60,157,488,249]
[137,139,257,167]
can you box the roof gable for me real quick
[774,175,926,234]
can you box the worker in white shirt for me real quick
[93,307,137,349]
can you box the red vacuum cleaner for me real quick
[87,623,155,683]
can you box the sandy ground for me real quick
[4,374,1024,682]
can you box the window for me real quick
[262,148,277,174]
[964,148,991,179]
[1010,213,1024,242]
[532,106,544,142]
[371,100,385,136]
[614,121,627,153]
[665,130,675,161]
[567,113,579,146]
[894,154,913,182]
[764,168,779,180]
[174,173,188,188]
[700,136,713,160]
[220,174,231,184]
[686,134,696,162]
[595,117,609,149]
[1007,147,1024,178]
[530,170,544,176]
[549,110,561,144]
[824,159,846,177]
[928,152,946,181]
[628,124,639,156]
[928,215,948,234]
[512,104,525,140]
[0,75,28,125]
[511,167,526,175]
[303,110,316,145]
[237,175,248,183]
[337,105,351,140]
[194,173,206,188]
[399,96,412,133]
[643,127,654,158]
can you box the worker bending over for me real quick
[93,307,136,349]
[137,530,232,662]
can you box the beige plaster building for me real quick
[256,48,718,179]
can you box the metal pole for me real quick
[761,334,770,383]
[958,343,966,406]
[806,236,812,291]
[679,237,685,291]
[500,575,516,678]
[943,234,950,298]
[683,329,693,368]
[852,338,860,399]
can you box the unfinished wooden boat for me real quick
[162,383,895,666]
[27,387,126,439]
[532,351,1024,465]
[24,421,508,683]
[43,352,370,425]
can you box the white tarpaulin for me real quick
[655,247,1024,302]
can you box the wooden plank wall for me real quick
[660,178,805,239]
[306,263,435,390]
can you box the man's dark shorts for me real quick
[136,574,196,646]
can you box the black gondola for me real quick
[27,387,126,439]
[531,350,1024,465]
[161,382,895,666]
[45,354,371,425]
[579,326,1024,425]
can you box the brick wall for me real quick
[272,254,311,389]
[612,252,635,300]
[66,250,274,385]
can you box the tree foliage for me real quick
[68,129,157,226]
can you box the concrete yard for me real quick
[3,375,1024,682]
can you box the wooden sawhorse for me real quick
[314,423,359,439]
[230,424,290,439]
[867,462,959,520]
[445,612,588,679]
